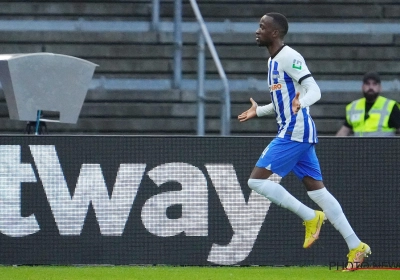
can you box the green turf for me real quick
[0,265,399,280]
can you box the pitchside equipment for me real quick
[0,53,97,134]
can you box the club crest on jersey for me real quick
[272,70,280,80]
[292,59,302,70]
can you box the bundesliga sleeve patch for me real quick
[292,59,302,70]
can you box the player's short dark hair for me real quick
[266,12,289,37]
[363,71,381,84]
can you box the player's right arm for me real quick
[238,98,258,122]
[238,98,274,122]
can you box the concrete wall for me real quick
[0,1,399,135]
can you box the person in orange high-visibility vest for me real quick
[336,71,400,137]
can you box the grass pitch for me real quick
[1,265,400,280]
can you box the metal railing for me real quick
[151,0,231,136]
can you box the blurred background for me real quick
[0,0,399,136]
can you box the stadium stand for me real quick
[0,0,399,135]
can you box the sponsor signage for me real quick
[0,136,398,265]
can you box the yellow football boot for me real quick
[303,210,325,248]
[344,242,371,271]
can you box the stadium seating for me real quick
[0,0,399,135]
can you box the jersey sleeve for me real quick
[283,50,312,84]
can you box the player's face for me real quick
[255,15,277,46]
[362,79,381,102]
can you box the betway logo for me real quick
[0,145,281,265]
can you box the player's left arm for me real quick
[287,53,321,114]
[292,77,322,114]
[298,76,321,108]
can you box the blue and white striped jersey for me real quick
[267,45,318,143]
